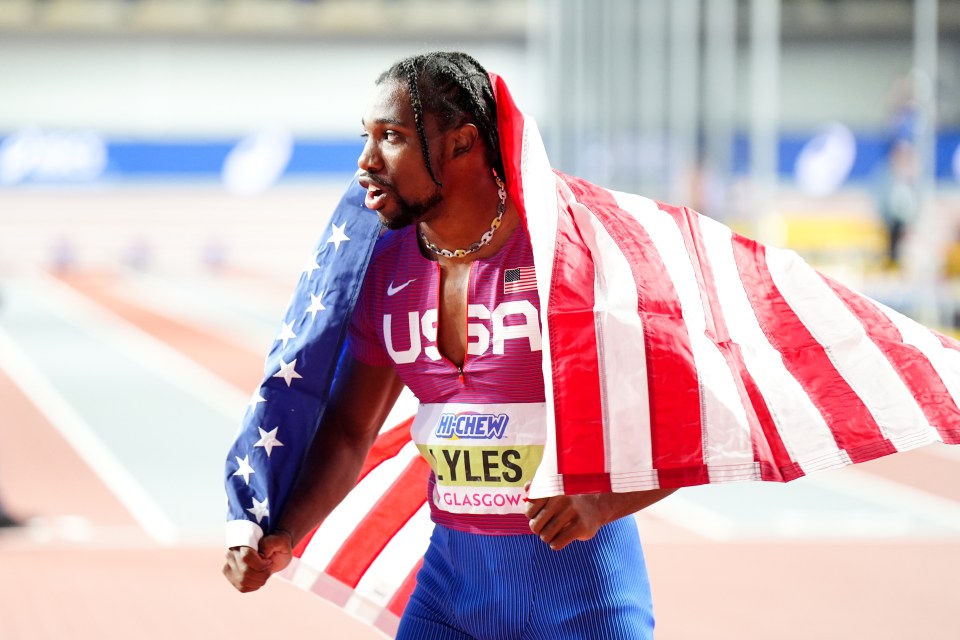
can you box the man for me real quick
[223,50,960,638]
[223,52,674,638]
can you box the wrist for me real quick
[273,525,295,547]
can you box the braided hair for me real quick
[377,52,504,187]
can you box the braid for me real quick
[377,52,505,187]
[401,58,440,185]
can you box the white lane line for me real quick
[0,327,180,545]
[29,270,249,419]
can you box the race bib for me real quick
[412,403,546,515]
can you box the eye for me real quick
[384,130,400,142]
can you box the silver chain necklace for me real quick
[419,177,506,259]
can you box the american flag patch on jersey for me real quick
[504,266,537,294]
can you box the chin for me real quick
[378,210,413,231]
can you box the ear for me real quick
[448,123,480,159]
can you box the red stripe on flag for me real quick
[547,192,609,490]
[823,275,960,445]
[662,204,800,481]
[489,73,527,225]
[561,176,706,487]
[731,237,894,462]
[386,558,423,618]
[936,330,960,353]
[324,456,430,588]
[293,417,414,558]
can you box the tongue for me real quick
[365,187,387,210]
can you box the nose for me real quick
[357,137,382,173]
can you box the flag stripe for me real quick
[293,418,415,557]
[569,179,705,487]
[698,219,809,479]
[733,241,893,463]
[297,442,418,569]
[491,74,527,223]
[325,456,430,588]
[643,201,755,477]
[766,252,933,449]
[546,194,609,490]
[667,206,793,481]
[574,196,655,489]
[704,226,837,474]
[825,277,960,441]
[387,558,423,618]
[874,305,960,445]
[936,330,960,353]
[353,504,433,606]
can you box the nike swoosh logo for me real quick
[387,279,416,296]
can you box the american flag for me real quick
[225,73,960,637]
[503,265,537,294]
[223,177,384,557]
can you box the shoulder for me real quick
[369,226,417,269]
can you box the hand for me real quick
[222,530,294,593]
[525,493,607,551]
[525,488,677,551]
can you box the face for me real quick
[357,79,445,230]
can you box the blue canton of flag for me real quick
[224,177,383,549]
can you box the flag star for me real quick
[303,252,321,279]
[275,321,296,349]
[327,222,350,251]
[304,291,326,320]
[233,455,255,485]
[273,358,302,387]
[254,426,284,457]
[247,496,269,523]
[248,390,266,410]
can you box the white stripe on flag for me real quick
[352,504,433,607]
[764,248,931,444]
[620,193,755,473]
[569,200,654,489]
[873,300,960,421]
[523,129,562,497]
[697,217,840,473]
[298,442,419,570]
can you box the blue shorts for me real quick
[396,516,654,640]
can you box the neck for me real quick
[418,173,517,262]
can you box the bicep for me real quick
[323,353,404,449]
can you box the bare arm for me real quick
[275,355,404,544]
[223,354,403,592]
[525,488,676,551]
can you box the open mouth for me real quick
[358,176,389,211]
[365,185,387,210]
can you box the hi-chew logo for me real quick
[435,412,509,440]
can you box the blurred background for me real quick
[1,1,959,639]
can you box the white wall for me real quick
[769,40,960,130]
[1,32,955,138]
[0,35,536,137]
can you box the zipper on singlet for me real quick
[436,262,473,385]
[459,262,474,384]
